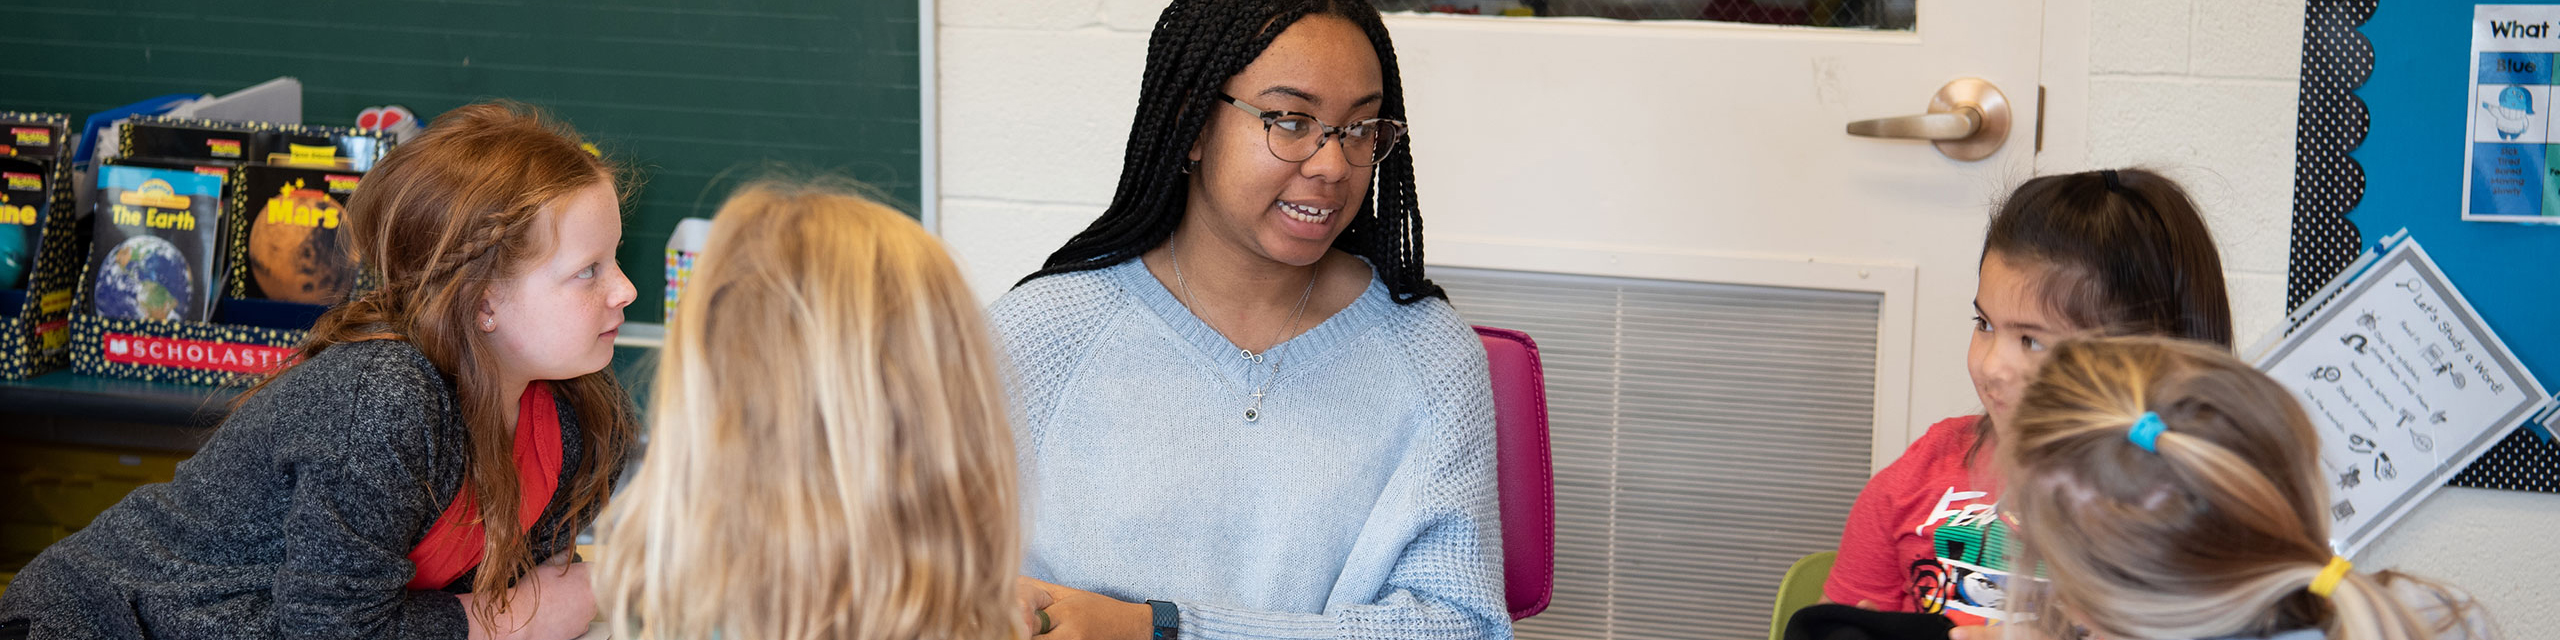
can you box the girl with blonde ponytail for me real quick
[1998,336,2491,640]
[592,179,1027,640]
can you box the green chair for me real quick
[1768,550,1837,640]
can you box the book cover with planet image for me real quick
[0,155,48,290]
[236,165,358,305]
[89,163,226,322]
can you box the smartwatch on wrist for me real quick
[1143,599,1180,640]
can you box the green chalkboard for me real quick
[0,0,921,323]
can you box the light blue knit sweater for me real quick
[990,258,1511,640]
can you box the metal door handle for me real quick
[1844,78,2010,161]
[1845,108,1980,140]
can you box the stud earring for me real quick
[1181,159,1200,175]
[481,318,495,331]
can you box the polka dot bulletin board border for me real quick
[2294,0,2559,493]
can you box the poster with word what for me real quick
[2463,5,2560,222]
[2256,239,2551,558]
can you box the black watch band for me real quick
[1144,599,1180,640]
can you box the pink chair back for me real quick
[1475,326,1552,620]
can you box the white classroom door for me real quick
[1392,1,2042,466]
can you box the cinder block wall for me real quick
[2081,0,2303,347]
[937,1,1153,303]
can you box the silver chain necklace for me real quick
[1168,236,1318,423]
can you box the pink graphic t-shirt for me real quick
[1825,415,2018,625]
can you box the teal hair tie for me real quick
[2129,411,2166,452]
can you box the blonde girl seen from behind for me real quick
[593,179,1026,640]
[1999,336,2492,640]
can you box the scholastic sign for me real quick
[101,332,295,374]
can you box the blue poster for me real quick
[2463,6,2560,221]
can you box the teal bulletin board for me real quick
[0,0,922,324]
[2294,0,2560,492]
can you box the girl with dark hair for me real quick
[1823,168,2234,633]
[0,102,638,640]
[990,1,1507,639]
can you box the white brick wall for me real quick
[936,0,2559,629]
[2090,0,2192,74]
[2073,0,2303,347]
[936,0,1160,301]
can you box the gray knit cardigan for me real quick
[0,339,593,640]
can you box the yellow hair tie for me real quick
[2308,556,2354,598]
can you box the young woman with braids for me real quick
[989,1,1507,639]
[1998,336,2491,640]
[0,102,637,640]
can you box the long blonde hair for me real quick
[594,179,1023,640]
[2000,336,2490,640]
